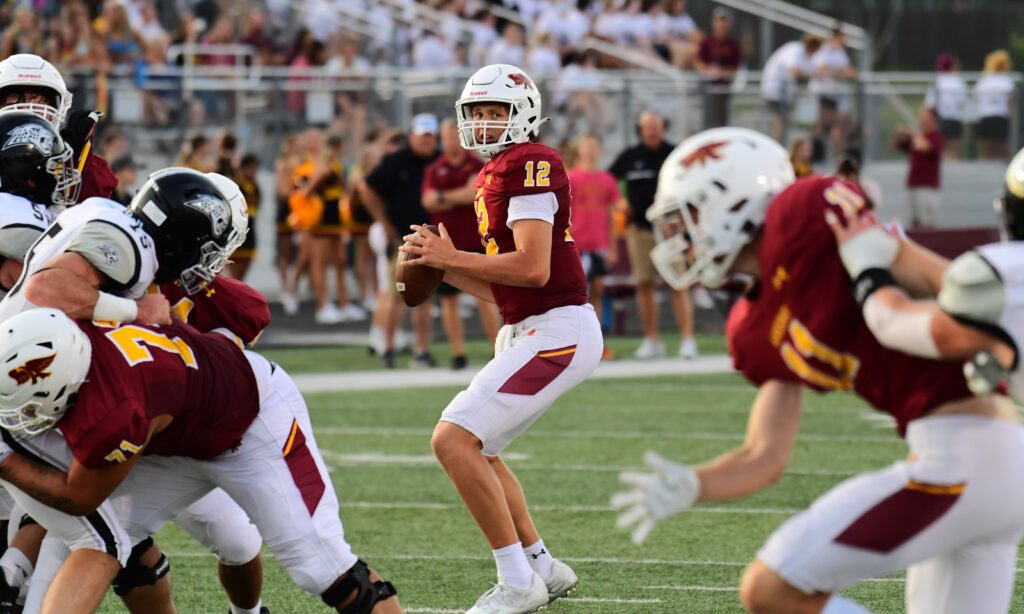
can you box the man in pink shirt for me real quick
[567,133,620,330]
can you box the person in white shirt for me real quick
[810,27,858,161]
[525,32,562,76]
[975,49,1016,160]
[485,22,526,67]
[533,0,591,56]
[412,32,457,69]
[926,53,969,159]
[761,34,822,142]
[654,0,700,68]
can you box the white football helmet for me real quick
[455,64,545,158]
[0,55,73,128]
[0,309,92,436]
[206,171,250,257]
[646,127,795,289]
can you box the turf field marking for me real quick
[314,425,899,444]
[404,609,463,613]
[563,597,664,604]
[338,500,798,514]
[642,584,736,592]
[292,355,735,393]
[318,454,857,478]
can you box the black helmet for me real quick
[999,147,1024,241]
[128,167,237,294]
[0,111,80,206]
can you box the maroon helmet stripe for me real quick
[498,345,577,395]
[834,481,965,553]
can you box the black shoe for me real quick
[226,608,270,614]
[451,355,467,370]
[0,573,17,614]
[381,350,396,369]
[411,351,436,369]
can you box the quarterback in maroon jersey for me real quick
[401,64,602,613]
[612,128,1024,614]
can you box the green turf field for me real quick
[97,348,1024,613]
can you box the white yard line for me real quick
[313,425,899,444]
[337,500,797,514]
[291,355,735,393]
[642,585,737,592]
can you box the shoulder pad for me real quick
[938,251,1004,326]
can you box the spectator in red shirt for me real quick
[696,7,741,129]
[893,106,944,228]
[422,119,501,369]
[567,133,620,328]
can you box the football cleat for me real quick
[466,573,548,614]
[543,559,577,603]
[634,338,665,360]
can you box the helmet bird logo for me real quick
[3,124,54,155]
[184,194,230,237]
[681,141,728,169]
[8,354,55,385]
[506,73,535,90]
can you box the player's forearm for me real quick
[447,250,549,288]
[443,270,496,303]
[694,445,788,501]
[23,269,100,320]
[0,455,88,515]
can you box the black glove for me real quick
[60,109,104,158]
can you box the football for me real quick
[396,224,445,307]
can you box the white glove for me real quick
[610,451,700,544]
[494,324,514,356]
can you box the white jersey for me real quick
[0,197,158,321]
[937,241,1024,401]
[0,192,54,299]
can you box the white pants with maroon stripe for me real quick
[758,414,1024,614]
[441,304,603,456]
[111,360,356,595]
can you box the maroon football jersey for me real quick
[474,142,588,324]
[59,320,260,468]
[423,153,485,252]
[160,276,271,346]
[726,176,971,436]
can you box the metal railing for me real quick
[68,64,1021,168]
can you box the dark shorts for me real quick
[580,251,608,282]
[978,116,1009,141]
[235,221,257,259]
[765,99,788,116]
[276,196,291,233]
[939,119,963,140]
[819,96,839,112]
[314,199,342,236]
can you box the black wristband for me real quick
[851,268,898,309]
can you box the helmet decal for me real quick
[8,354,55,385]
[184,193,230,237]
[506,73,535,90]
[681,141,728,169]
[3,123,54,155]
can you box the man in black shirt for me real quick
[609,111,697,360]
[362,113,440,368]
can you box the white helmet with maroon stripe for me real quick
[0,309,92,435]
[0,55,73,128]
[455,64,545,159]
[646,127,795,289]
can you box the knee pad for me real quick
[204,512,262,566]
[112,538,170,597]
[321,560,396,614]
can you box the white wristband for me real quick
[838,226,900,279]
[93,292,138,322]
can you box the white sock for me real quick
[229,600,263,614]
[492,542,533,590]
[523,539,554,579]
[0,548,32,589]
[822,595,873,614]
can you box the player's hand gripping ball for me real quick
[396,224,446,307]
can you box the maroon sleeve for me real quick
[161,276,271,345]
[77,153,119,202]
[725,40,742,70]
[927,131,944,155]
[499,144,569,198]
[68,400,149,469]
[697,39,712,64]
[422,159,437,195]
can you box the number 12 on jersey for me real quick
[523,161,550,187]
